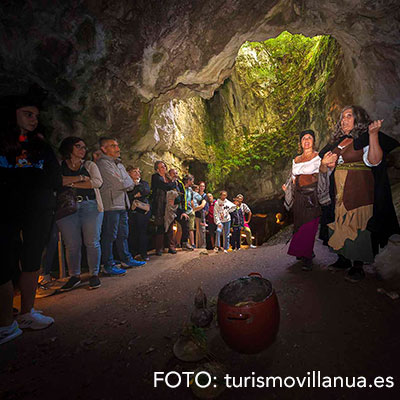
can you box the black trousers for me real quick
[1,208,54,285]
[128,211,150,257]
[231,226,241,250]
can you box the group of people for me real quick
[283,105,399,282]
[150,163,256,256]
[1,89,398,346]
[0,90,257,345]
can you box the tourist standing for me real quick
[206,193,217,249]
[194,182,207,248]
[56,136,104,291]
[127,166,151,261]
[184,175,197,248]
[151,161,177,256]
[230,197,245,251]
[96,137,145,274]
[236,194,257,248]
[0,90,61,340]
[169,169,193,251]
[214,191,236,253]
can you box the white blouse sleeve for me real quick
[85,161,103,188]
[363,146,382,167]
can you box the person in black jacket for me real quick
[151,161,177,256]
[127,166,151,261]
[0,89,61,342]
[230,197,245,251]
[169,168,193,251]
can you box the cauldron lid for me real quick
[218,276,273,306]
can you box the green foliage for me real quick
[205,31,340,188]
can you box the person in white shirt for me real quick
[283,130,335,271]
[213,190,236,253]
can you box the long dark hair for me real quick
[0,85,49,163]
[0,106,45,164]
[331,105,371,142]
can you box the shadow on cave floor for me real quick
[1,236,399,400]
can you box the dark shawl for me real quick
[319,131,400,254]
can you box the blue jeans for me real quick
[57,200,103,276]
[216,221,231,250]
[101,210,133,267]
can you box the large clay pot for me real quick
[217,273,280,354]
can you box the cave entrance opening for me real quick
[183,160,209,184]
[150,31,347,244]
[198,31,346,244]
[203,31,346,200]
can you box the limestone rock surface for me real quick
[1,0,400,203]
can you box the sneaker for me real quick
[223,249,228,254]
[0,321,23,345]
[213,247,219,253]
[121,259,146,268]
[345,267,365,283]
[168,248,177,254]
[141,255,150,261]
[100,261,121,269]
[17,308,54,330]
[250,244,257,249]
[89,275,101,290]
[103,265,127,276]
[35,284,56,298]
[191,244,196,249]
[182,242,194,251]
[38,274,52,285]
[155,251,163,256]
[329,256,351,270]
[59,276,81,292]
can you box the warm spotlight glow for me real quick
[275,213,284,225]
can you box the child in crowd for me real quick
[205,193,217,249]
[236,194,256,248]
[230,197,244,251]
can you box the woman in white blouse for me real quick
[283,130,336,270]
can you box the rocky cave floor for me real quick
[1,229,400,400]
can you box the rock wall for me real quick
[1,0,400,203]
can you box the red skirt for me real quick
[288,217,320,259]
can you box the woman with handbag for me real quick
[56,136,104,291]
[126,166,151,261]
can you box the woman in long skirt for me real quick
[283,130,336,270]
